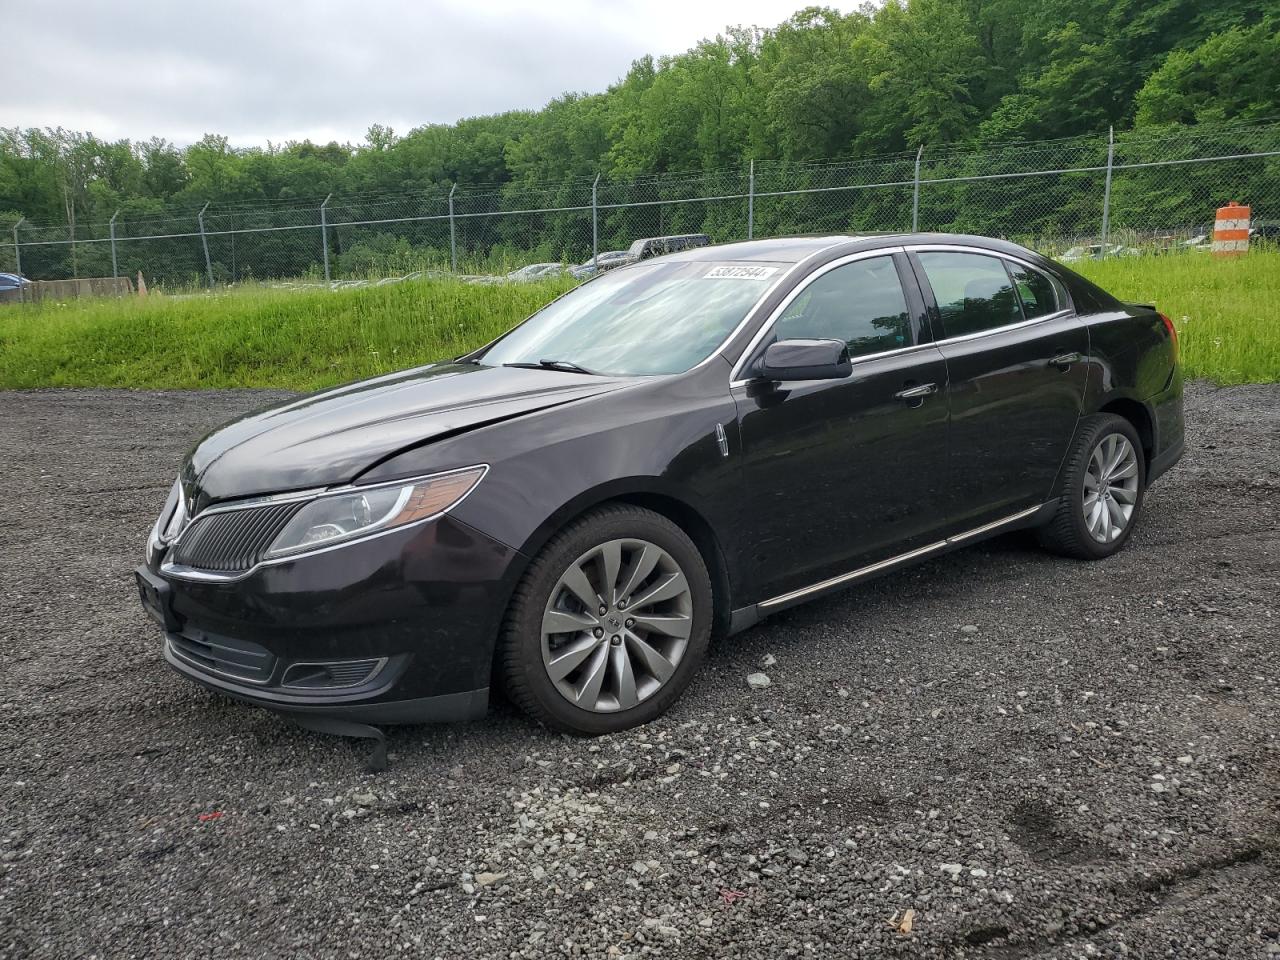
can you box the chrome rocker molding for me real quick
[729,503,1049,632]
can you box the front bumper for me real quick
[137,514,523,724]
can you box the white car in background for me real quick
[1059,243,1139,263]
[505,263,565,282]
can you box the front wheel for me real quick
[1039,413,1146,560]
[498,504,713,735]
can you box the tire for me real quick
[1038,413,1147,560]
[498,504,713,735]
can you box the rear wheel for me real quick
[499,504,713,734]
[1039,413,1146,560]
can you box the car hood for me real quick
[181,363,632,510]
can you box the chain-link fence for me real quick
[3,121,1278,287]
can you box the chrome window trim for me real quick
[926,306,1075,348]
[160,464,489,582]
[905,243,1078,335]
[758,504,1043,610]
[727,246,909,383]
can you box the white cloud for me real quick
[0,0,841,146]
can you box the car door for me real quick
[730,250,952,602]
[908,247,1089,531]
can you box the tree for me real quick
[2,0,1275,281]
[1136,20,1280,125]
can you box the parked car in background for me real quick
[570,250,631,279]
[1181,218,1277,251]
[1059,243,1139,263]
[0,273,30,304]
[626,234,711,263]
[1250,219,1279,243]
[138,232,1183,739]
[593,250,632,271]
[505,263,565,282]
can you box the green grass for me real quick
[1072,250,1280,385]
[0,251,1276,390]
[0,277,576,390]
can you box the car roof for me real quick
[664,232,1046,265]
[666,235,864,263]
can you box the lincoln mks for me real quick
[137,234,1184,736]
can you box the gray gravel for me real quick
[1,382,1278,959]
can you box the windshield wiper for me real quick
[503,359,599,376]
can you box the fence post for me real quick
[747,159,755,240]
[320,194,332,285]
[109,210,120,279]
[1099,126,1115,258]
[197,202,214,287]
[12,217,22,277]
[912,145,924,232]
[592,174,600,267]
[448,184,458,273]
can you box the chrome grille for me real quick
[169,501,303,573]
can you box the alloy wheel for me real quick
[540,538,693,713]
[1082,433,1139,543]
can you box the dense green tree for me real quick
[1135,20,1280,125]
[0,0,1274,281]
[755,8,871,160]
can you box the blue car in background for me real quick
[0,273,30,302]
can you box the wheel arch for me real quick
[513,480,735,638]
[1096,395,1155,469]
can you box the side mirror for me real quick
[755,338,852,381]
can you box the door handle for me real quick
[894,382,937,401]
[1049,352,1081,369]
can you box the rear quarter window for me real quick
[1007,263,1063,319]
[916,251,1024,338]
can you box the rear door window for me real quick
[916,251,1024,338]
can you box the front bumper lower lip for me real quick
[162,637,489,724]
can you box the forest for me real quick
[2,0,1277,282]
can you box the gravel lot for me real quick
[1,382,1278,960]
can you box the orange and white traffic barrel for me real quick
[1212,201,1250,256]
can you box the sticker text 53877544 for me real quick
[704,265,778,281]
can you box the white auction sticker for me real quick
[704,264,778,280]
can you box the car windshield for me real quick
[479,260,784,376]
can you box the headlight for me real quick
[148,478,183,558]
[263,465,487,559]
[161,480,188,541]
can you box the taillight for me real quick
[1158,311,1178,363]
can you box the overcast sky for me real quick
[2,0,845,148]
